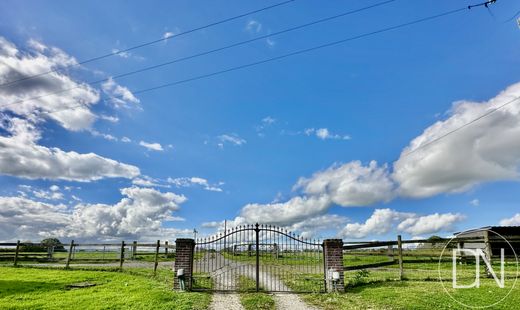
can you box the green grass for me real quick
[303,278,520,310]
[237,276,275,310]
[0,266,211,310]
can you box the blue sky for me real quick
[0,0,519,242]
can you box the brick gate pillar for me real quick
[323,239,345,292]
[174,238,195,291]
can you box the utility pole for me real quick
[193,228,198,240]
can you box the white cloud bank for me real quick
[0,186,189,241]
[340,209,465,239]
[0,37,141,182]
[232,81,520,236]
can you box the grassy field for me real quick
[2,251,518,309]
[0,267,211,310]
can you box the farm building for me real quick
[455,226,520,257]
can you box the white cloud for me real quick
[101,77,140,108]
[88,129,118,141]
[340,208,465,239]
[393,81,520,198]
[0,186,188,241]
[121,136,132,143]
[0,38,141,182]
[245,20,262,33]
[163,32,174,39]
[218,133,246,147]
[99,115,119,123]
[167,177,223,192]
[470,199,480,206]
[286,214,348,239]
[500,213,520,226]
[295,160,394,207]
[239,195,331,226]
[0,196,69,241]
[0,117,139,181]
[304,128,351,140]
[139,140,164,151]
[49,185,60,192]
[397,212,466,236]
[0,37,99,131]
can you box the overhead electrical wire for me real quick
[0,0,296,88]
[1,0,498,121]
[2,0,397,109]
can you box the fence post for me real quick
[174,238,195,291]
[255,223,260,292]
[13,240,20,267]
[119,241,125,271]
[484,230,493,277]
[323,239,344,292]
[397,235,403,280]
[164,241,169,258]
[65,240,74,269]
[154,240,160,274]
[132,241,137,260]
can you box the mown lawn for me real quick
[0,267,210,310]
[303,278,520,310]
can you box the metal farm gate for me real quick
[192,223,325,292]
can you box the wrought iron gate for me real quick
[192,223,325,292]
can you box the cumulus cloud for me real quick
[0,196,69,241]
[393,82,520,198]
[397,212,466,236]
[0,186,188,241]
[239,195,331,226]
[0,38,141,182]
[0,117,139,181]
[139,140,164,151]
[500,213,520,226]
[286,214,348,239]
[295,160,394,207]
[340,208,465,239]
[239,81,520,230]
[0,37,99,131]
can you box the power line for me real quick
[5,1,495,119]
[0,0,296,88]
[2,0,397,109]
[401,95,520,158]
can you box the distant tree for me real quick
[41,238,66,252]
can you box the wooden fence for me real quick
[342,235,520,281]
[0,240,175,274]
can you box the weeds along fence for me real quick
[342,235,520,286]
[0,240,175,273]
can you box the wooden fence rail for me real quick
[0,240,175,272]
[342,234,520,279]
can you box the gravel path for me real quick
[209,293,244,310]
[274,293,319,310]
[198,253,318,310]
